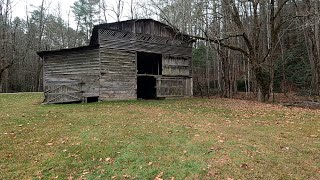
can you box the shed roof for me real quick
[37,44,99,57]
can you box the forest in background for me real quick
[1,0,320,102]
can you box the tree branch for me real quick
[188,34,249,57]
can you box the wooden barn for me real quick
[37,19,194,104]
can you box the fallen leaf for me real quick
[68,174,73,180]
[46,142,53,146]
[123,175,130,178]
[240,163,249,169]
[105,157,111,163]
[280,146,290,150]
[154,172,164,180]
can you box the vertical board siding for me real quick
[162,55,190,76]
[43,48,100,103]
[99,48,137,100]
[90,19,194,46]
[156,77,192,97]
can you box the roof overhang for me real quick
[37,44,99,58]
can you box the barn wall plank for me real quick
[162,55,190,76]
[98,30,192,58]
[43,48,100,103]
[99,48,137,100]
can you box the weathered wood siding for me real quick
[156,77,193,97]
[99,48,137,100]
[98,27,193,99]
[103,20,177,38]
[43,48,100,103]
[162,55,190,76]
[90,19,192,45]
[99,29,192,57]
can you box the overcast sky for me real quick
[13,0,76,20]
[12,0,143,27]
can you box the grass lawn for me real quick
[0,93,319,179]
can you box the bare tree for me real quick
[111,0,124,22]
[100,0,108,23]
[296,0,320,95]
[0,0,13,92]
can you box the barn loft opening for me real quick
[137,52,162,75]
[137,76,156,99]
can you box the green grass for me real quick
[0,93,319,179]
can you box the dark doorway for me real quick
[137,52,162,75]
[137,76,156,99]
[136,52,162,100]
[86,96,99,103]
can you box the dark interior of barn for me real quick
[137,76,156,99]
[137,52,162,75]
[137,52,162,99]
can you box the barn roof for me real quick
[37,19,193,58]
[37,44,99,57]
[89,19,193,45]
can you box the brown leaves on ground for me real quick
[1,94,319,179]
[154,172,164,180]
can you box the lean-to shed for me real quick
[37,19,194,104]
